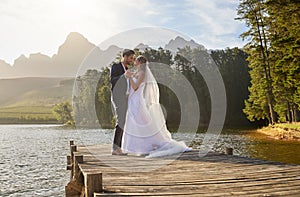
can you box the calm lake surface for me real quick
[1,124,300,196]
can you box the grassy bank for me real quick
[256,123,300,141]
[0,106,58,124]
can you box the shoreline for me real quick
[0,122,59,125]
[255,123,300,141]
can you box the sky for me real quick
[0,0,247,64]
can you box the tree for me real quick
[94,47,260,129]
[211,48,252,126]
[143,47,173,65]
[174,47,211,126]
[52,101,74,125]
[266,0,300,122]
[237,0,277,124]
[95,67,114,128]
[142,48,180,129]
[73,69,101,127]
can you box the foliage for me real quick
[266,0,300,122]
[96,67,114,128]
[237,0,277,124]
[73,69,101,127]
[91,47,254,129]
[237,0,300,124]
[52,101,74,125]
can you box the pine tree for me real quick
[267,0,300,122]
[237,0,277,124]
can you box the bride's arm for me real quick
[129,71,145,91]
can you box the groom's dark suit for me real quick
[110,62,128,151]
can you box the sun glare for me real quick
[55,0,87,19]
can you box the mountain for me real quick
[165,36,205,52]
[0,33,205,78]
[50,32,100,76]
[0,32,122,78]
[135,43,151,51]
[13,53,52,78]
[0,60,14,77]
[135,37,204,53]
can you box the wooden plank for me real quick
[95,182,300,196]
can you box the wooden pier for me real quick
[65,140,300,197]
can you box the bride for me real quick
[122,55,192,158]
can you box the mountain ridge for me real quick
[0,32,205,78]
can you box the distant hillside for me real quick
[0,77,73,107]
[0,77,74,124]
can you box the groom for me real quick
[110,49,135,155]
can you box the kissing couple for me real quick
[110,49,192,158]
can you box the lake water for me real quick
[1,124,300,196]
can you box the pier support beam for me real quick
[73,154,84,182]
[66,140,85,197]
[84,173,103,197]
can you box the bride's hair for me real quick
[136,55,148,71]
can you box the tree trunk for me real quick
[293,105,299,122]
[254,10,277,125]
[287,101,292,123]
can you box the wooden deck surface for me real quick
[68,143,300,196]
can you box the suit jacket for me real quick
[110,62,128,96]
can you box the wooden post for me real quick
[84,173,102,197]
[225,147,233,155]
[67,155,71,170]
[67,155,71,165]
[67,140,74,171]
[71,145,77,163]
[73,154,84,181]
[71,145,77,155]
[70,145,77,180]
[74,154,83,164]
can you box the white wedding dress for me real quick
[122,66,191,158]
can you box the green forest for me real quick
[237,0,300,124]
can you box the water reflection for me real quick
[186,129,300,165]
[244,130,300,165]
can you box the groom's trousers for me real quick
[111,92,128,151]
